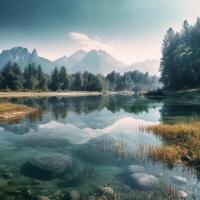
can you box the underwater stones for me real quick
[63,190,80,200]
[0,178,8,189]
[88,186,119,200]
[178,190,188,198]
[99,186,114,197]
[171,176,188,185]
[20,153,72,180]
[128,165,145,173]
[131,173,158,188]
[37,195,50,200]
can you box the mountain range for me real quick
[0,47,160,75]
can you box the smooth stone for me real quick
[128,165,145,173]
[20,153,72,180]
[100,186,114,196]
[53,190,62,197]
[179,190,188,198]
[0,179,8,189]
[131,173,159,188]
[157,173,164,177]
[37,195,50,200]
[63,190,80,200]
[171,176,188,184]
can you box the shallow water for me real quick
[0,95,200,199]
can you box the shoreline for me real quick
[0,91,102,98]
[0,103,38,122]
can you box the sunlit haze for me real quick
[0,0,200,65]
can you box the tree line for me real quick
[160,18,200,89]
[0,61,159,92]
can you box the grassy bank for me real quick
[0,91,102,98]
[143,122,200,166]
[0,103,37,121]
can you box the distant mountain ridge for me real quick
[0,47,54,73]
[0,47,160,75]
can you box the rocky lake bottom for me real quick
[0,95,199,199]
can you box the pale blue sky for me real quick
[0,0,199,63]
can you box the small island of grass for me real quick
[144,122,200,167]
[0,103,38,121]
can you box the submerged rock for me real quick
[20,153,72,180]
[131,173,158,188]
[37,195,50,200]
[99,186,114,198]
[63,190,80,200]
[179,190,188,198]
[171,176,188,185]
[128,165,145,173]
[88,186,119,200]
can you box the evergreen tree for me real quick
[23,63,38,90]
[1,62,23,90]
[59,66,69,90]
[50,67,60,91]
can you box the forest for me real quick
[0,62,159,92]
[160,18,200,89]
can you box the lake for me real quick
[0,95,199,199]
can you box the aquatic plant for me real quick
[143,122,200,165]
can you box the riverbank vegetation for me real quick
[0,62,160,92]
[144,123,200,166]
[0,103,37,121]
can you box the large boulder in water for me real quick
[131,173,158,188]
[20,153,72,180]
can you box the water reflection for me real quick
[0,96,199,199]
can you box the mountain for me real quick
[72,49,126,75]
[0,47,160,76]
[0,47,55,73]
[123,59,160,76]
[0,47,30,68]
[54,50,87,72]
[28,49,55,73]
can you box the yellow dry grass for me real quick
[0,103,37,121]
[144,123,200,164]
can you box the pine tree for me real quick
[50,67,60,91]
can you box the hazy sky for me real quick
[0,0,200,64]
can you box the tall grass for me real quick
[143,123,200,165]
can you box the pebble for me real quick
[171,176,188,184]
[37,195,50,200]
[179,190,188,198]
[131,173,159,188]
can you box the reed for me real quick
[143,122,200,165]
